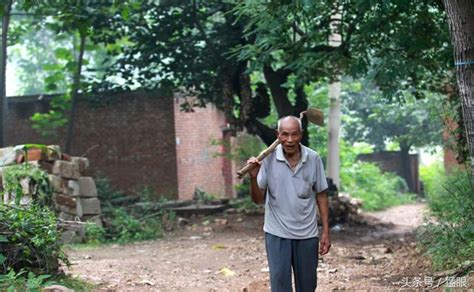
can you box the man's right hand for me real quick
[246,157,261,179]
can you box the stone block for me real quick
[49,175,68,193]
[54,193,77,209]
[54,193,77,215]
[76,198,101,216]
[52,161,80,180]
[71,157,89,174]
[77,177,97,198]
[67,180,80,197]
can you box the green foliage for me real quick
[339,142,414,211]
[417,169,474,270]
[0,269,55,292]
[419,160,445,196]
[93,177,165,244]
[342,80,442,152]
[0,204,67,274]
[0,270,93,291]
[2,163,52,206]
[84,222,105,245]
[340,161,414,211]
[105,207,163,244]
[230,196,260,212]
[0,163,66,275]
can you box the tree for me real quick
[0,0,12,147]
[7,1,130,150]
[94,1,453,154]
[343,80,442,191]
[443,0,474,185]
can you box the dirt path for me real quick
[64,202,463,291]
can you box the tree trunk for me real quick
[65,33,86,154]
[327,3,342,188]
[399,142,414,193]
[443,0,474,187]
[0,0,12,147]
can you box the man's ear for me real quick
[275,130,279,138]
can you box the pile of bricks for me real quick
[49,157,102,227]
[0,145,102,242]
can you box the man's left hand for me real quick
[319,232,331,255]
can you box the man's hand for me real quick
[319,232,331,255]
[246,157,261,179]
[247,157,264,204]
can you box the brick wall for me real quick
[173,96,236,200]
[357,151,421,194]
[442,118,466,171]
[6,91,179,199]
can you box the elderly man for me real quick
[247,116,331,292]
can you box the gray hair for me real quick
[277,116,303,133]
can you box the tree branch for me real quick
[245,117,276,146]
[263,65,293,117]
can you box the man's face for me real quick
[277,119,302,155]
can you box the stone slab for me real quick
[77,177,97,198]
[76,198,101,216]
[52,160,80,180]
[54,193,77,208]
[71,157,89,173]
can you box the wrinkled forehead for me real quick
[278,117,301,133]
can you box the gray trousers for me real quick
[265,233,319,292]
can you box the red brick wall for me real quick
[6,91,179,199]
[442,118,466,171]
[174,96,236,200]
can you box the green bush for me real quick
[2,164,52,206]
[0,269,56,291]
[0,204,67,274]
[420,160,445,197]
[340,161,414,211]
[105,207,163,243]
[0,164,66,275]
[417,168,474,270]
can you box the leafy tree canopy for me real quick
[342,79,443,153]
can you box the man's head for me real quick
[277,116,302,156]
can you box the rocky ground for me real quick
[64,203,473,291]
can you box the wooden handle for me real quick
[237,139,280,179]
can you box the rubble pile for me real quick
[0,145,102,243]
[327,193,364,226]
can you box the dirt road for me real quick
[64,203,467,291]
